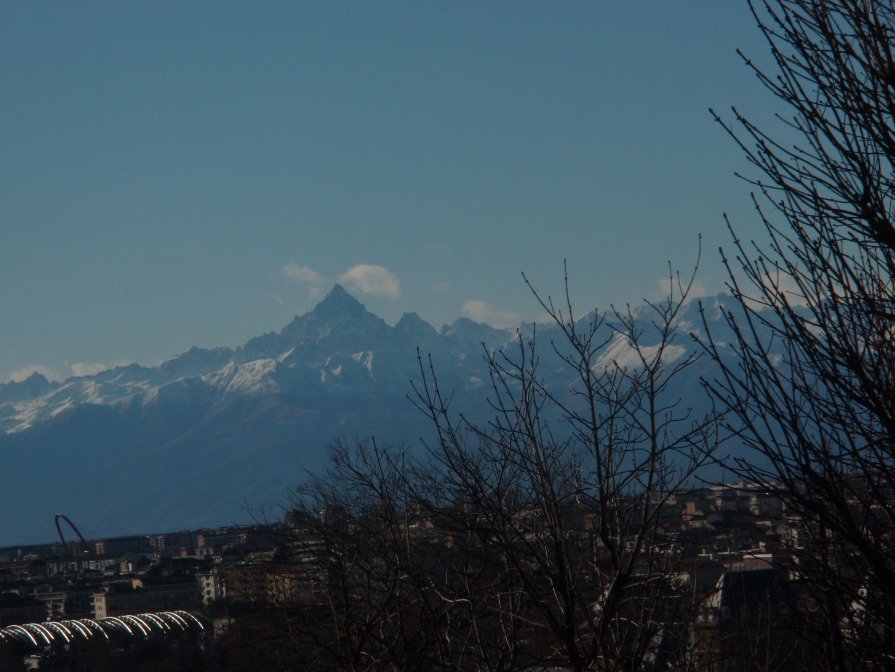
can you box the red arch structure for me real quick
[54,514,87,557]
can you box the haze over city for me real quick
[1,2,776,384]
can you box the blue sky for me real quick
[0,2,777,383]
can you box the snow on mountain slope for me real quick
[0,285,750,545]
[204,359,281,395]
[0,287,749,439]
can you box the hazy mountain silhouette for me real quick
[0,286,746,545]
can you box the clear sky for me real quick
[0,2,778,383]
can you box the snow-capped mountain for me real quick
[0,286,744,545]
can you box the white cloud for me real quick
[657,276,709,302]
[282,263,324,284]
[8,364,61,383]
[338,264,401,299]
[281,263,327,299]
[759,271,810,309]
[70,360,132,378]
[462,299,521,329]
[728,271,812,312]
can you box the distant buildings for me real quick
[0,523,275,624]
[0,484,854,671]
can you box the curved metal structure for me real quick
[54,513,88,557]
[0,611,206,655]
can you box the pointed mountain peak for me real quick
[273,283,389,347]
[313,284,366,317]
[0,370,54,404]
[395,312,437,338]
[23,371,50,385]
[325,283,351,300]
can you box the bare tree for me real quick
[413,264,719,671]
[703,1,895,668]
[282,437,532,672]
[283,439,461,672]
[265,264,719,672]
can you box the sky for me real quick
[0,2,780,384]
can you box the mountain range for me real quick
[0,286,742,546]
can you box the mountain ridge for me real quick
[0,286,743,545]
